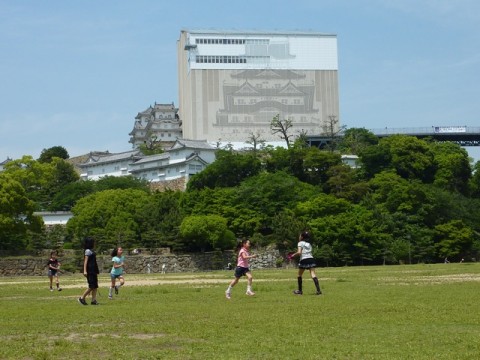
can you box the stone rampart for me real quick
[0,249,283,276]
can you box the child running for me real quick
[47,251,62,292]
[109,247,125,300]
[290,231,322,295]
[225,239,257,299]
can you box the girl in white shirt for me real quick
[290,231,322,295]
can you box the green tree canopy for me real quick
[430,142,471,194]
[67,188,151,251]
[433,220,474,260]
[95,175,150,193]
[187,150,261,190]
[359,135,437,183]
[469,161,480,198]
[3,156,78,210]
[0,174,43,251]
[38,146,69,163]
[49,181,96,211]
[179,214,236,251]
[338,127,378,155]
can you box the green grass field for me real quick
[1,263,479,359]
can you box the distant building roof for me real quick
[132,152,170,164]
[170,139,215,151]
[181,28,336,37]
[0,157,12,166]
[79,150,142,167]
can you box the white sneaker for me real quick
[225,291,231,300]
[246,290,255,296]
[108,296,113,300]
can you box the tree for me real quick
[180,187,261,238]
[302,147,342,186]
[338,128,378,155]
[359,135,437,183]
[139,190,183,250]
[245,131,266,155]
[95,176,150,192]
[187,150,261,190]
[3,156,78,211]
[358,143,392,179]
[138,131,164,155]
[314,244,334,267]
[67,189,151,251]
[321,115,346,152]
[263,146,295,175]
[469,161,480,198]
[326,164,369,202]
[270,209,307,250]
[433,220,473,261]
[430,142,471,195]
[270,114,293,148]
[0,174,43,251]
[179,215,235,251]
[234,171,317,235]
[381,135,436,182]
[43,224,68,250]
[49,181,96,211]
[308,205,391,265]
[38,146,69,163]
[296,192,352,220]
[46,158,80,201]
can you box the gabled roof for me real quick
[135,106,153,119]
[277,82,306,95]
[0,157,12,166]
[233,82,259,96]
[185,152,210,164]
[170,139,215,151]
[132,152,170,165]
[79,150,142,167]
[153,102,177,111]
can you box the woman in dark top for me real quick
[78,237,100,305]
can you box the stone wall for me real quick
[0,249,283,276]
[149,177,186,192]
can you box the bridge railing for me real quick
[369,126,480,136]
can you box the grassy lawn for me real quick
[1,263,480,359]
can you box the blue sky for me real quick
[1,0,479,161]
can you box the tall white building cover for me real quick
[177,29,339,144]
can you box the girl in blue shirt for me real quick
[109,247,125,300]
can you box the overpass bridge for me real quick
[307,126,480,148]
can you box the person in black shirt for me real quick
[78,237,100,305]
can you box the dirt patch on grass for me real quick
[0,274,298,289]
[380,273,480,285]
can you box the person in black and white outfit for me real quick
[290,231,322,295]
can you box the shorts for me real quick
[48,270,57,277]
[86,274,99,289]
[234,266,250,278]
[298,258,317,269]
[110,273,123,280]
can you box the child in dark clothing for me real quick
[78,237,100,305]
[47,251,62,291]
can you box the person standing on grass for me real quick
[225,239,257,299]
[47,251,62,292]
[109,247,125,300]
[78,237,100,305]
[290,231,322,295]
